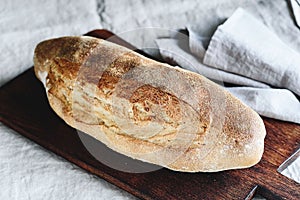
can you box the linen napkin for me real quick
[227,87,300,123]
[156,8,300,124]
[156,38,270,88]
[203,8,300,97]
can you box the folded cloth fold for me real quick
[156,39,270,88]
[156,8,300,124]
[187,29,210,60]
[203,8,300,97]
[227,87,300,124]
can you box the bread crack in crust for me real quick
[34,36,266,172]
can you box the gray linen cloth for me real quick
[156,8,300,124]
[156,38,270,88]
[203,8,300,97]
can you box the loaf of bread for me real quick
[33,36,266,172]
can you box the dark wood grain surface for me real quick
[0,29,299,200]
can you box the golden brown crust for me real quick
[34,36,266,172]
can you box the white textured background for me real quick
[0,0,299,199]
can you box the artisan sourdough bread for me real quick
[34,36,266,172]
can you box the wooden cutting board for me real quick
[0,29,299,200]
